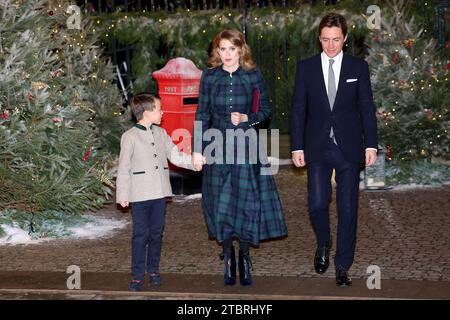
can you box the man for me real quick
[291,12,378,287]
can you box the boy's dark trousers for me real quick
[130,198,166,281]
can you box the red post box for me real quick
[152,58,202,156]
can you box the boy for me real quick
[116,93,201,291]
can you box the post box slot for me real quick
[183,97,198,105]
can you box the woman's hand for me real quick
[231,112,248,126]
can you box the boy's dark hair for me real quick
[319,12,348,37]
[130,93,161,121]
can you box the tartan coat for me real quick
[194,65,287,246]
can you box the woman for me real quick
[193,29,287,286]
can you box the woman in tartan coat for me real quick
[193,29,287,286]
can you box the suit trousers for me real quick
[306,138,360,270]
[130,198,166,280]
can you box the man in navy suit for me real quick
[291,12,378,286]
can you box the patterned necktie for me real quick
[328,59,337,143]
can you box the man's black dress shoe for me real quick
[314,240,331,274]
[335,268,352,287]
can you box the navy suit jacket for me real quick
[290,53,378,163]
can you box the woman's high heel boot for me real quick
[223,245,236,286]
[238,250,253,286]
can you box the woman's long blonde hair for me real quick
[208,29,256,70]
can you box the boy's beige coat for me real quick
[116,125,195,203]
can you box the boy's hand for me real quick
[193,152,204,171]
[120,201,129,208]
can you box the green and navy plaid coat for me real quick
[194,65,287,246]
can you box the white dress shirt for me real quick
[321,50,343,97]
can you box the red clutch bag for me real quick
[252,88,260,114]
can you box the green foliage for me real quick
[366,0,450,161]
[0,0,126,220]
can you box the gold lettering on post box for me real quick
[165,87,177,93]
[185,85,198,93]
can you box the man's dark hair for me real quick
[319,12,348,37]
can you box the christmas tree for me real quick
[0,0,128,236]
[366,0,449,163]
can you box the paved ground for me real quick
[0,166,449,299]
[1,271,449,300]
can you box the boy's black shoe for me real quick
[128,279,143,292]
[149,272,162,286]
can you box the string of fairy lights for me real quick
[5,2,116,173]
[361,3,449,161]
[372,28,449,160]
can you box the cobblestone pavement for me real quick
[0,166,449,282]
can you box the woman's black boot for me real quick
[223,245,236,286]
[238,250,253,286]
